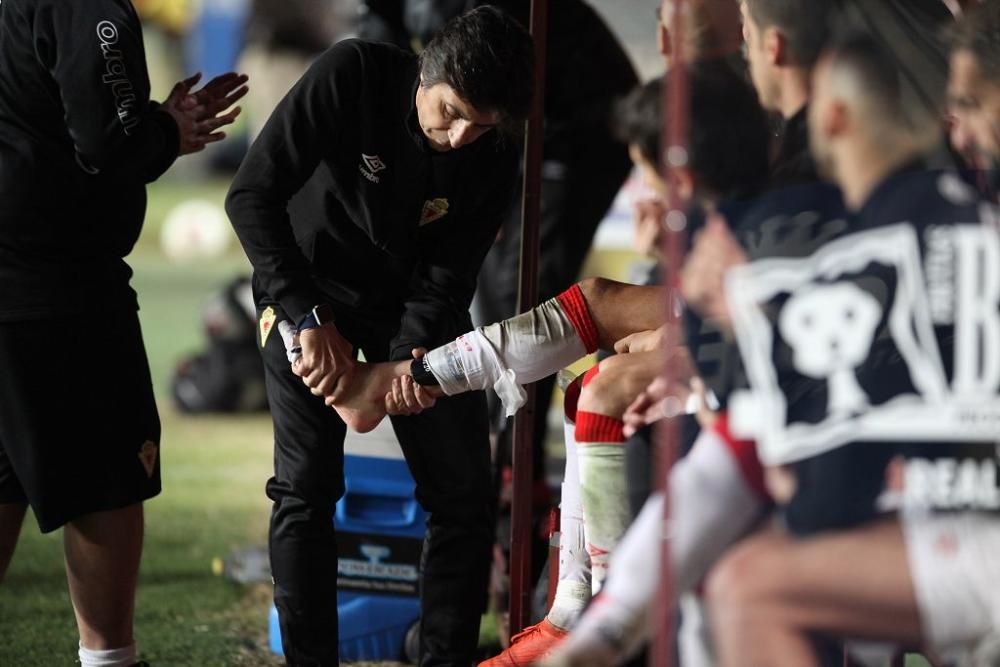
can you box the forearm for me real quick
[225,184,324,324]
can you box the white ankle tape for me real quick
[423,297,587,416]
[424,331,527,415]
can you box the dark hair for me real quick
[951,1,1000,83]
[744,0,835,68]
[419,5,534,131]
[613,62,771,201]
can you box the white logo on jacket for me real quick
[359,154,386,183]
[96,20,138,136]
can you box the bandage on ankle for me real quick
[421,285,598,415]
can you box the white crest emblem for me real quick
[726,222,1000,465]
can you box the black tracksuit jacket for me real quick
[225,39,520,358]
[0,0,179,321]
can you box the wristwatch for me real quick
[297,303,336,332]
[410,356,440,387]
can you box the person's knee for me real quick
[421,486,494,526]
[578,360,650,419]
[705,532,783,618]
[578,363,618,416]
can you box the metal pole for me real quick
[652,2,689,667]
[508,0,549,636]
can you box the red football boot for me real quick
[478,618,568,667]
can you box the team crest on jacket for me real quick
[260,306,276,347]
[138,440,158,478]
[420,198,449,226]
[726,218,1000,465]
[359,153,386,183]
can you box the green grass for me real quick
[0,409,282,665]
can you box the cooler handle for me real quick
[336,479,419,529]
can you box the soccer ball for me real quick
[159,199,231,262]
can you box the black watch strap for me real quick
[410,356,440,386]
[298,303,335,331]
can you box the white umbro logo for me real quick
[359,153,386,183]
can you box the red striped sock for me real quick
[575,410,625,444]
[711,412,770,501]
[556,284,599,353]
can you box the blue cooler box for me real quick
[269,421,427,661]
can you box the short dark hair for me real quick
[613,62,770,201]
[743,0,835,68]
[951,1,1000,83]
[824,30,913,132]
[419,5,534,131]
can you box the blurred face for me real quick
[948,49,1000,169]
[739,1,777,110]
[629,144,668,258]
[807,57,837,180]
[415,81,499,152]
[630,143,668,197]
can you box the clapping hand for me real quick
[162,72,249,155]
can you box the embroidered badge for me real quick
[138,440,158,478]
[260,306,276,347]
[420,198,450,226]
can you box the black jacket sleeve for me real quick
[389,147,519,358]
[225,43,363,326]
[37,0,179,182]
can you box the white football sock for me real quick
[546,416,592,631]
[557,426,768,662]
[78,642,136,667]
[576,441,629,595]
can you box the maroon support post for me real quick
[652,3,690,667]
[508,0,549,636]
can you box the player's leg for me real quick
[332,279,664,432]
[706,519,923,667]
[548,420,771,667]
[479,380,592,667]
[548,388,592,632]
[900,511,1000,664]
[0,331,31,585]
[574,356,661,592]
[0,438,28,584]
[64,504,144,650]
[259,304,350,665]
[0,310,162,666]
[576,277,662,350]
[0,502,26,582]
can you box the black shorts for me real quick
[0,308,161,532]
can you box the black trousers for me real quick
[260,307,493,667]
